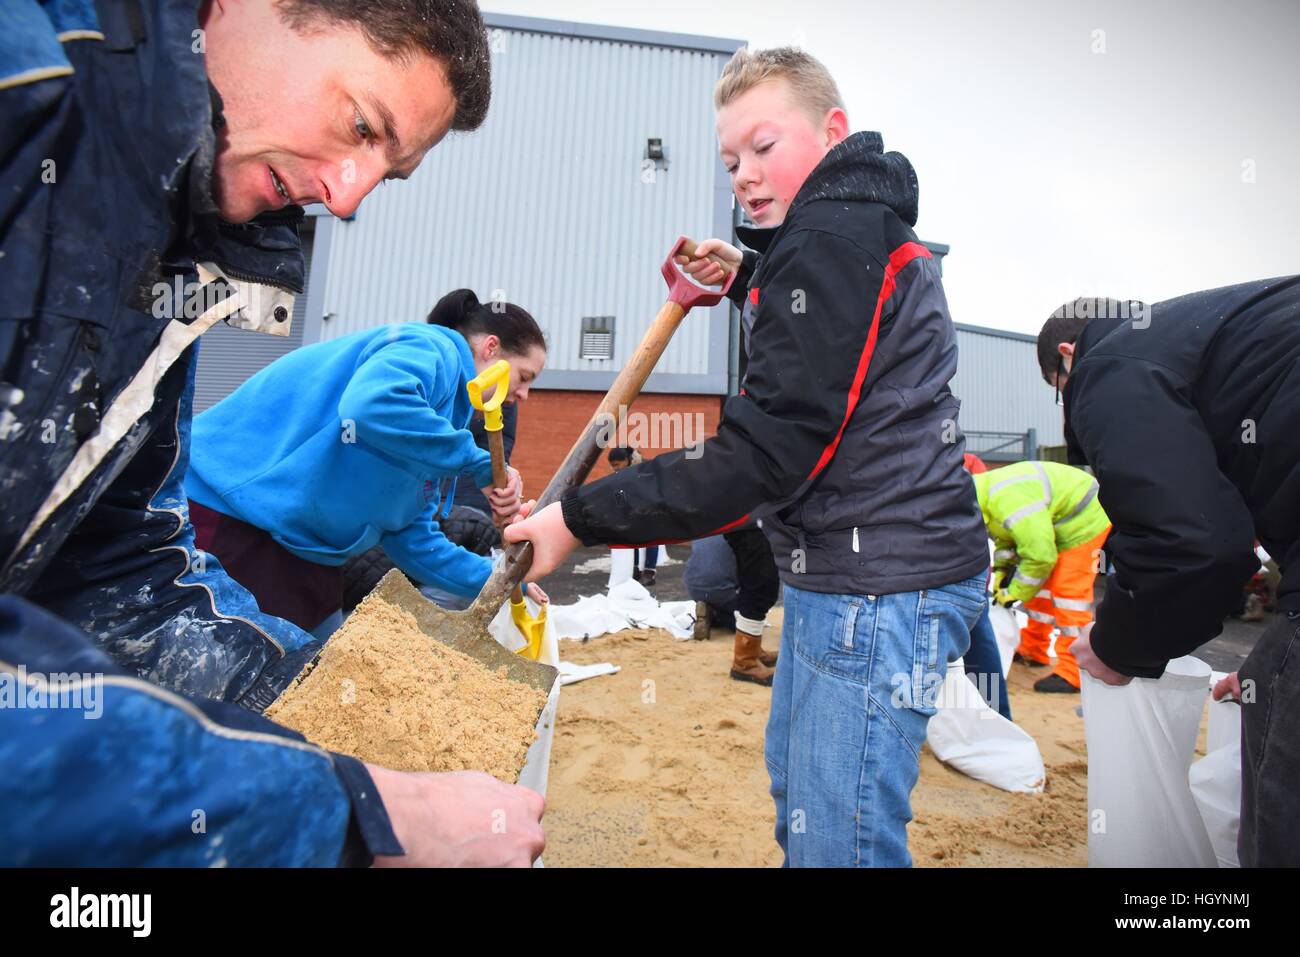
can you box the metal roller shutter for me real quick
[192,224,314,413]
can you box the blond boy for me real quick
[507,48,987,866]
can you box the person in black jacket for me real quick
[506,47,989,867]
[1037,280,1300,866]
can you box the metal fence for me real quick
[964,429,1039,463]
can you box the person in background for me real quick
[975,461,1110,694]
[186,289,546,635]
[1038,283,1300,865]
[608,447,659,586]
[685,527,781,685]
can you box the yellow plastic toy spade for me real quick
[466,361,547,660]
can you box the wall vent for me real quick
[579,316,615,360]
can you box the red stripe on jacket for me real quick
[805,241,932,481]
[611,512,753,550]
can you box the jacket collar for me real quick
[788,130,920,226]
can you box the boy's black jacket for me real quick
[1064,275,1300,677]
[561,132,988,596]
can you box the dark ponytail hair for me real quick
[427,289,547,357]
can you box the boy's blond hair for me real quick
[714,47,846,124]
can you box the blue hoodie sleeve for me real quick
[0,596,402,866]
[380,501,493,599]
[337,333,494,490]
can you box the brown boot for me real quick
[731,633,775,686]
[757,646,779,668]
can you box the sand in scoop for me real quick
[267,592,548,783]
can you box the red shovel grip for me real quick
[661,236,738,310]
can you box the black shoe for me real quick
[631,567,643,584]
[1014,652,1048,669]
[641,569,656,587]
[1034,673,1079,694]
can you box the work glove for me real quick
[993,588,1021,610]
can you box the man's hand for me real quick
[367,765,545,867]
[483,466,523,522]
[524,581,548,605]
[1069,624,1132,686]
[501,501,580,578]
[674,237,742,287]
[993,588,1020,609]
[1212,671,1242,702]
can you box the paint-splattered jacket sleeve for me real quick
[0,595,402,866]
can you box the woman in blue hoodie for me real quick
[186,289,547,637]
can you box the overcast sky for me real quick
[483,0,1298,335]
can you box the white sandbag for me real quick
[1082,654,1217,867]
[1188,675,1242,868]
[987,603,1022,677]
[557,661,621,685]
[608,547,635,588]
[926,659,1047,793]
[549,578,697,641]
[1188,744,1241,869]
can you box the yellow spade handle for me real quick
[466,359,511,432]
[467,364,524,605]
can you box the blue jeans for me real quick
[765,575,986,867]
[963,603,1011,720]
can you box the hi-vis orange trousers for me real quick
[1017,526,1111,688]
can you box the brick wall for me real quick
[511,389,724,497]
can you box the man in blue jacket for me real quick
[0,0,544,867]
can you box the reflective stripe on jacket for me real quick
[974,461,1110,602]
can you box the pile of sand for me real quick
[545,608,1094,867]
[267,593,548,782]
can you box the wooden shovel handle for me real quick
[487,429,510,494]
[482,428,524,603]
[476,298,690,610]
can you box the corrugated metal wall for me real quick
[951,326,1065,447]
[313,25,733,391]
[193,225,313,413]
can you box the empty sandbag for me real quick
[1082,655,1217,867]
[1188,675,1242,868]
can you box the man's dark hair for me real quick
[427,288,546,356]
[607,447,636,465]
[1036,297,1142,383]
[277,0,492,131]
